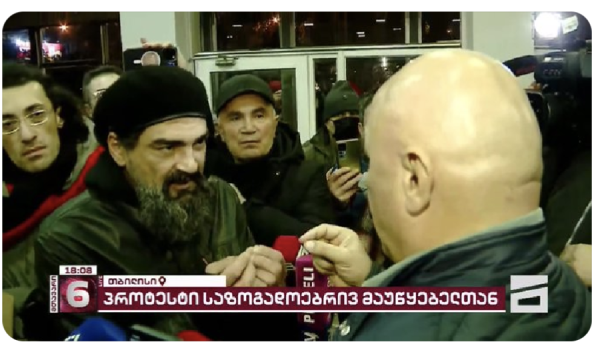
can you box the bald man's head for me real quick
[365,49,543,263]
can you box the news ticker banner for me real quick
[50,265,548,314]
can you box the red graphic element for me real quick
[59,276,99,313]
[96,287,506,312]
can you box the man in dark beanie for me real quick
[32,67,289,340]
[303,80,369,230]
[207,74,334,247]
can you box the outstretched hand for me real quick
[300,224,372,287]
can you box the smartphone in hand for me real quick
[123,47,178,71]
[335,139,362,171]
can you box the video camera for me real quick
[503,33,591,208]
[503,39,591,151]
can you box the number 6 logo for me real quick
[67,281,90,308]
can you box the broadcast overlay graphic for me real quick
[51,265,548,314]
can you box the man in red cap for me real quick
[269,80,282,116]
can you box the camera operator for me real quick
[525,44,592,287]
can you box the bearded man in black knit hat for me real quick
[32,67,295,340]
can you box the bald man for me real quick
[300,49,591,341]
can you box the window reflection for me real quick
[314,58,337,126]
[106,22,123,66]
[216,12,281,51]
[3,29,32,63]
[295,12,406,47]
[45,65,98,97]
[421,12,461,43]
[346,56,415,97]
[40,24,101,63]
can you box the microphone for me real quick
[295,255,331,341]
[65,318,180,341]
[64,318,126,341]
[178,330,211,341]
[272,236,302,286]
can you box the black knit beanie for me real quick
[93,66,214,147]
[322,80,360,123]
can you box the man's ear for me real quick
[107,132,128,167]
[401,150,432,216]
[83,103,93,120]
[215,118,224,138]
[55,107,64,129]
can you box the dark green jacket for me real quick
[32,152,298,341]
[302,129,368,230]
[332,209,591,341]
[302,129,336,174]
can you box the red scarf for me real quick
[3,146,105,251]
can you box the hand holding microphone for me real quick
[300,224,372,287]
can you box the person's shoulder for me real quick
[207,175,246,214]
[454,259,592,341]
[37,190,122,244]
[296,158,328,181]
[208,175,238,200]
[302,138,330,163]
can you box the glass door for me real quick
[194,55,312,143]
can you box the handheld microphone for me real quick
[64,318,127,341]
[178,330,211,341]
[65,318,180,341]
[295,255,331,341]
[272,236,302,286]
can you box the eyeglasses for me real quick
[2,110,50,135]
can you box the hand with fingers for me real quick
[249,245,287,287]
[299,224,372,287]
[326,167,362,206]
[205,246,286,287]
[205,249,256,286]
[139,38,188,69]
[561,244,591,287]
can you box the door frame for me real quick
[192,44,459,140]
[307,53,337,138]
[194,55,312,143]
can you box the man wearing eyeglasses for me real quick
[2,63,103,290]
[82,65,123,119]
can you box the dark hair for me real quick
[3,62,90,150]
[81,65,123,102]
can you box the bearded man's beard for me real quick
[132,169,215,245]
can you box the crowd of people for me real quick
[2,43,592,341]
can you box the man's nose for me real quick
[175,148,199,173]
[19,122,37,143]
[240,117,257,134]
